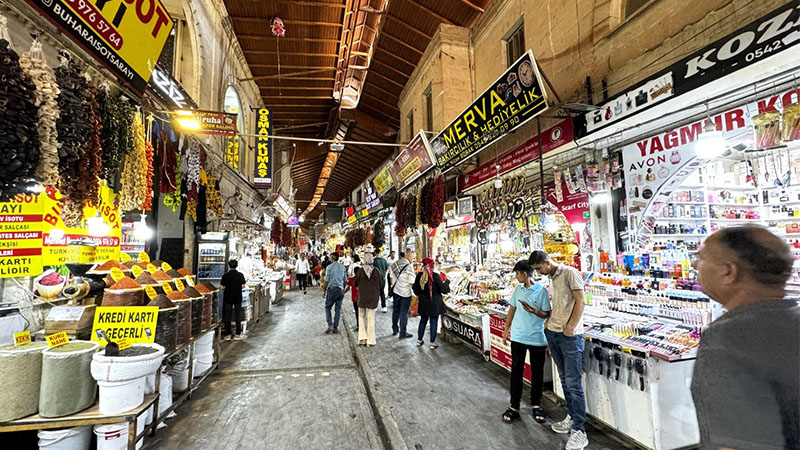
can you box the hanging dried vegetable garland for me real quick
[354,227,366,247]
[365,225,372,245]
[73,82,103,206]
[429,174,445,228]
[186,142,200,202]
[119,111,149,211]
[271,218,282,245]
[372,219,386,250]
[142,140,154,210]
[282,222,292,247]
[96,90,134,186]
[163,150,181,212]
[404,194,417,229]
[419,178,431,226]
[19,40,59,186]
[394,196,405,236]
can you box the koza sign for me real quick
[442,315,483,350]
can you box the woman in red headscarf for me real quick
[412,257,450,349]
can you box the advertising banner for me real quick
[0,193,44,277]
[390,131,435,191]
[546,182,589,226]
[226,136,240,170]
[91,306,158,346]
[254,108,273,188]
[176,110,238,136]
[489,314,533,379]
[23,0,173,95]
[430,50,549,173]
[441,314,483,351]
[460,119,574,191]
[364,182,382,211]
[148,63,197,110]
[372,164,394,195]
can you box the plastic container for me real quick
[193,331,214,355]
[40,341,99,418]
[94,420,145,450]
[167,350,190,393]
[193,351,214,377]
[90,344,165,415]
[157,371,173,418]
[38,426,91,450]
[0,342,48,421]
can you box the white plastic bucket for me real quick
[90,344,165,384]
[94,420,145,450]
[38,426,91,450]
[158,372,173,417]
[193,351,214,377]
[171,366,189,392]
[142,404,154,426]
[97,377,146,415]
[193,331,214,355]
[144,373,156,395]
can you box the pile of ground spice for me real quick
[147,294,176,309]
[137,262,150,269]
[151,270,172,281]
[93,260,128,272]
[135,272,158,285]
[123,261,138,269]
[177,268,193,276]
[109,277,142,290]
[166,291,189,300]
[151,260,164,266]
[200,281,218,291]
[166,269,182,279]
[194,284,212,294]
[182,286,202,298]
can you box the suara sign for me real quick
[441,314,483,350]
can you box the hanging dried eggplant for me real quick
[20,40,59,186]
[372,219,386,250]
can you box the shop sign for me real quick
[148,63,197,109]
[176,110,238,136]
[545,182,589,226]
[390,131,436,191]
[225,136,240,170]
[460,119,574,191]
[273,192,292,220]
[430,50,549,173]
[91,306,158,346]
[581,3,800,136]
[364,182,382,211]
[24,0,173,96]
[254,108,273,188]
[0,193,44,278]
[441,314,483,350]
[624,88,800,245]
[489,314,533,379]
[372,164,394,195]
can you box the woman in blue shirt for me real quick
[502,260,551,424]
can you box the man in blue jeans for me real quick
[529,250,588,450]
[389,250,416,339]
[323,252,347,334]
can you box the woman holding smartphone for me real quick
[502,260,551,424]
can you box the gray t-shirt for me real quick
[691,299,799,450]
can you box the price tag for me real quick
[132,265,144,278]
[161,262,172,272]
[622,347,632,354]
[162,282,173,294]
[110,267,125,282]
[116,338,132,350]
[147,263,158,274]
[175,279,185,292]
[186,277,195,287]
[145,285,157,300]
[120,252,131,262]
[139,252,150,263]
[46,331,69,348]
[14,331,31,346]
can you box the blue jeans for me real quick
[545,329,586,432]
[391,294,412,334]
[417,315,439,342]
[325,287,344,328]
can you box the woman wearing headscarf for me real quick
[353,252,383,346]
[412,257,450,349]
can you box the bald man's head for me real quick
[711,226,793,286]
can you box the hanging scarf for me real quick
[422,257,435,298]
[362,253,375,278]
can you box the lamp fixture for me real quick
[696,103,726,158]
[493,164,503,189]
[590,191,611,205]
[87,212,109,237]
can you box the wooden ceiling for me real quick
[223,0,493,226]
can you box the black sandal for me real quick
[502,408,520,423]
[532,406,546,424]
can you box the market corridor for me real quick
[147,287,631,450]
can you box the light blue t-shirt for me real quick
[508,283,551,347]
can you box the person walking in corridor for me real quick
[413,257,450,349]
[528,250,588,450]
[323,252,347,334]
[354,252,383,347]
[295,253,310,294]
[373,249,390,313]
[501,260,551,424]
[389,251,416,339]
[691,226,799,449]
[220,259,247,341]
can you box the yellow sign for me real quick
[14,331,31,346]
[46,331,69,348]
[175,279,185,292]
[186,277,195,287]
[0,192,44,278]
[120,252,131,262]
[110,267,125,282]
[161,262,172,272]
[372,165,394,195]
[147,263,158,274]
[132,265,144,278]
[91,306,158,346]
[139,252,150,263]
[145,285,157,300]
[22,0,173,95]
[161,282,173,294]
[226,136,241,170]
[116,338,132,351]
[347,215,356,224]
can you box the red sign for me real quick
[390,132,436,191]
[489,314,533,379]
[545,182,589,226]
[460,119,574,191]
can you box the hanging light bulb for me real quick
[696,103,726,158]
[494,165,503,189]
[545,215,561,233]
[590,191,611,205]
[134,215,153,241]
[87,212,109,237]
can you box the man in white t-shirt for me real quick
[529,250,588,450]
[341,252,352,272]
[295,253,310,294]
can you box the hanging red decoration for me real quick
[271,17,285,37]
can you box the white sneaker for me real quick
[551,415,572,434]
[381,307,387,313]
[224,335,232,342]
[234,335,247,341]
[565,429,588,450]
